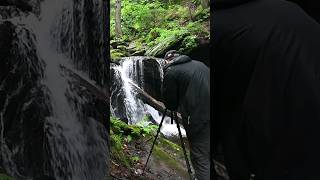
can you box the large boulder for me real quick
[145,34,186,58]
[145,33,210,67]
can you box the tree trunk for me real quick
[115,0,122,38]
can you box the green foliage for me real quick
[136,115,159,136]
[110,116,161,167]
[130,155,140,163]
[111,116,159,138]
[110,0,209,55]
[110,133,123,150]
[180,34,198,53]
[110,116,191,177]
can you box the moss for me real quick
[145,33,186,57]
[117,45,128,51]
[110,53,124,62]
[111,116,192,178]
[158,138,182,152]
[153,145,189,178]
[179,35,199,54]
[111,145,131,168]
[0,173,13,180]
[110,116,158,168]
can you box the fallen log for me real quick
[128,81,183,124]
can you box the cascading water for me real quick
[38,1,108,179]
[111,56,186,137]
[0,0,109,179]
[113,58,145,123]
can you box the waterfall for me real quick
[113,57,146,123]
[0,0,109,179]
[111,56,186,137]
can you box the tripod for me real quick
[143,108,194,180]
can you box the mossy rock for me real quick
[145,34,186,57]
[110,49,128,62]
[132,49,146,56]
[117,45,128,51]
[110,39,127,49]
[111,52,125,62]
[144,31,200,58]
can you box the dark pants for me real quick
[189,124,210,180]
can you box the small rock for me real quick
[135,169,143,175]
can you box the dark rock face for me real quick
[0,21,50,178]
[142,58,162,100]
[62,66,110,130]
[54,0,108,88]
[0,0,109,179]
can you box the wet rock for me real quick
[54,0,108,87]
[0,21,49,178]
[0,0,110,179]
[142,58,162,100]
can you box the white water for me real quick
[2,0,107,179]
[113,58,145,123]
[112,57,186,137]
[35,2,86,179]
[37,1,107,179]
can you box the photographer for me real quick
[161,50,210,180]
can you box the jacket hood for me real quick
[213,0,256,9]
[164,55,192,70]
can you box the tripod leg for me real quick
[143,108,167,174]
[173,112,194,180]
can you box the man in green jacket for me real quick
[161,50,210,180]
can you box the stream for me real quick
[111,56,186,137]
